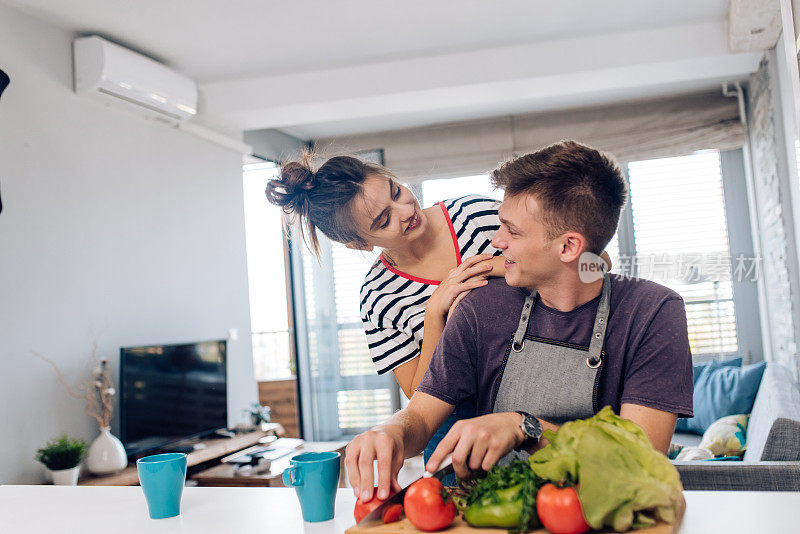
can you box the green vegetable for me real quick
[465,484,523,528]
[528,406,683,532]
[456,459,541,532]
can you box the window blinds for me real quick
[627,151,738,357]
[317,91,746,182]
[299,238,396,436]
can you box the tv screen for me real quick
[120,340,227,457]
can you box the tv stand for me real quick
[161,444,197,454]
[78,426,282,486]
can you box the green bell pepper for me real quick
[457,460,541,532]
[465,484,524,528]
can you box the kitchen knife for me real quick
[358,454,454,525]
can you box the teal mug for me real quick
[136,453,187,519]
[282,451,341,522]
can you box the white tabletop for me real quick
[1,485,799,533]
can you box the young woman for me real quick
[266,154,504,477]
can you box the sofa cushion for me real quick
[676,359,766,435]
[699,414,748,457]
[744,363,800,462]
[675,358,741,433]
[674,446,713,461]
[691,357,742,382]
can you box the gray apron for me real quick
[492,274,611,460]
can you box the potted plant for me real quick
[245,403,272,430]
[32,342,128,475]
[36,434,88,485]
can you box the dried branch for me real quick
[31,339,116,429]
[30,350,84,400]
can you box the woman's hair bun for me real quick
[266,159,315,215]
[265,150,387,257]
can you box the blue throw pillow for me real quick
[690,357,742,382]
[675,358,765,435]
[676,358,741,433]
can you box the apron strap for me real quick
[587,273,611,367]
[511,290,537,352]
[511,275,611,361]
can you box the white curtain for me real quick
[315,91,746,182]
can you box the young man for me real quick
[344,141,693,503]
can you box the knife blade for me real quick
[358,454,454,525]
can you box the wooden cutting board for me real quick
[346,495,685,534]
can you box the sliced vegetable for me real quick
[536,483,590,534]
[404,477,456,532]
[381,503,403,523]
[353,488,396,523]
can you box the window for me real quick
[242,162,293,380]
[625,151,739,357]
[294,233,400,440]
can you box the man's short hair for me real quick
[490,140,627,255]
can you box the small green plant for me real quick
[245,403,271,427]
[35,434,87,471]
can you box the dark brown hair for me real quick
[265,151,393,256]
[490,140,627,254]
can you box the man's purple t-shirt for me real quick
[417,275,694,419]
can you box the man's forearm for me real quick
[524,410,673,455]
[375,407,435,460]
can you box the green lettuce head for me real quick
[528,406,683,532]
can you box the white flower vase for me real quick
[87,427,128,475]
[49,465,80,485]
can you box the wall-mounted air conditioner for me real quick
[73,36,198,123]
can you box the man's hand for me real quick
[345,426,405,503]
[425,412,525,479]
[345,393,455,501]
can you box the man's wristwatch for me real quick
[514,411,543,451]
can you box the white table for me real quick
[1,485,799,533]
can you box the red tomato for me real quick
[354,488,396,523]
[382,504,403,523]
[403,478,457,532]
[536,483,590,534]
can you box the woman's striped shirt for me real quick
[359,195,502,375]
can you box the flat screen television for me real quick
[120,340,227,457]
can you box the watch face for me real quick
[523,416,542,438]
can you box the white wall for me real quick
[775,15,800,379]
[745,49,800,381]
[0,4,257,483]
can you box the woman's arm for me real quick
[392,309,444,399]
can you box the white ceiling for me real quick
[1,0,769,139]
[1,0,729,81]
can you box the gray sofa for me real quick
[672,361,800,491]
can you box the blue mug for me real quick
[282,451,341,522]
[136,453,187,519]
